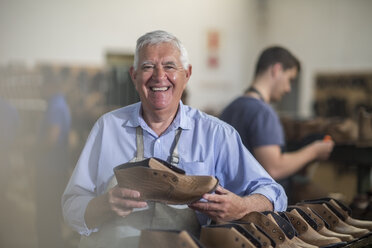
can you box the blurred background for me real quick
[1,0,372,247]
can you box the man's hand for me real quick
[188,186,267,222]
[107,186,148,217]
[311,139,335,160]
[85,185,147,229]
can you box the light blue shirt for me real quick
[62,101,287,235]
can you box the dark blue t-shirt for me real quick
[220,96,285,153]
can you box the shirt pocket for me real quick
[179,161,211,176]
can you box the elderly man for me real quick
[62,30,287,248]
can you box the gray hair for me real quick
[133,30,189,70]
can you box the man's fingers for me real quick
[109,186,147,215]
[189,203,224,221]
[118,187,141,199]
[214,185,229,195]
[203,192,225,203]
[189,201,221,212]
[118,198,147,209]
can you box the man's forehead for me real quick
[140,42,178,53]
[142,60,177,65]
[139,44,181,62]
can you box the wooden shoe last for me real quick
[114,158,218,204]
[299,203,370,239]
[282,209,344,247]
[240,211,298,248]
[291,205,354,242]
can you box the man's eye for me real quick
[164,65,176,70]
[142,65,154,70]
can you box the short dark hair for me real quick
[254,46,300,77]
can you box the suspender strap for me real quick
[135,127,145,161]
[135,126,182,166]
[170,128,182,166]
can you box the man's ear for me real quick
[129,66,136,82]
[271,63,283,77]
[185,64,192,79]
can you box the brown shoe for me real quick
[240,211,299,248]
[299,203,370,238]
[138,229,202,248]
[114,158,218,204]
[200,224,260,248]
[282,209,345,246]
[293,205,354,242]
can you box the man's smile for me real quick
[150,86,170,92]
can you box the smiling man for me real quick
[62,31,287,248]
[130,41,190,135]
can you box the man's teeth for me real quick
[151,87,169,92]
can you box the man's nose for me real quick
[152,66,166,81]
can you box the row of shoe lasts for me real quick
[138,197,372,248]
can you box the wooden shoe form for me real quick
[328,199,372,231]
[300,203,370,239]
[266,213,317,248]
[293,205,354,242]
[283,209,343,247]
[114,158,218,204]
[240,211,298,248]
[235,222,274,248]
[301,198,372,232]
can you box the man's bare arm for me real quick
[253,140,334,180]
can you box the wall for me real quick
[1,0,372,116]
[0,0,253,112]
[251,0,372,117]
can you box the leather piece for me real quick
[114,157,219,204]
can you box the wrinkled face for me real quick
[130,43,191,115]
[271,66,298,102]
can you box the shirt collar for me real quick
[123,101,192,131]
[173,101,192,130]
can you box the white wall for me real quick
[251,0,372,117]
[1,0,372,116]
[0,0,252,112]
